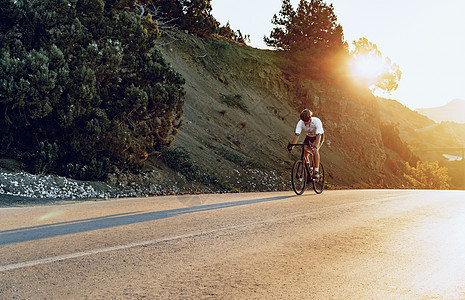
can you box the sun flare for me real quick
[350,54,386,81]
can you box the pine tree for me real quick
[264,0,345,52]
[150,0,219,36]
[0,0,185,180]
[264,0,295,51]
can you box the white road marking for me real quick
[0,193,414,272]
[0,217,289,272]
[1,227,240,272]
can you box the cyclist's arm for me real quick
[288,121,304,152]
[291,134,299,145]
[288,134,299,152]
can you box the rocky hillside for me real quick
[1,30,427,206]
[378,97,465,189]
[149,30,392,191]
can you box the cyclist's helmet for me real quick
[300,109,312,122]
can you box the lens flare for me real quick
[37,209,63,221]
[350,54,386,82]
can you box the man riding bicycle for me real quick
[287,108,325,180]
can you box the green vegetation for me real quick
[378,122,450,190]
[264,1,401,93]
[211,145,266,169]
[380,123,419,166]
[264,0,347,80]
[219,93,249,113]
[139,0,217,36]
[162,147,209,183]
[141,0,249,43]
[162,147,240,192]
[0,0,453,194]
[445,159,465,190]
[404,161,450,190]
[0,0,185,180]
[264,0,345,52]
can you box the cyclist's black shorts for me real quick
[304,133,325,148]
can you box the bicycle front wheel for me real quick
[312,162,325,194]
[291,160,306,195]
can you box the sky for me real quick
[211,0,465,110]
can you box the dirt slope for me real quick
[152,30,391,191]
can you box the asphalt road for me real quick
[1,189,465,299]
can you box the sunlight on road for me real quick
[414,205,465,297]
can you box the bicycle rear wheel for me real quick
[312,162,325,194]
[291,160,306,195]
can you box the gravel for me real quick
[0,169,116,207]
[0,166,230,207]
[0,160,292,207]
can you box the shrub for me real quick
[0,0,185,180]
[403,161,450,190]
[380,123,419,165]
[141,0,248,43]
[162,147,239,191]
[162,147,206,182]
[64,158,111,181]
[219,93,249,113]
[20,142,59,175]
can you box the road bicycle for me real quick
[288,143,325,195]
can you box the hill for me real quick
[118,29,397,192]
[3,29,464,199]
[150,29,465,192]
[377,97,434,149]
[378,97,465,189]
[417,99,465,123]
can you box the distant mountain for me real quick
[416,98,465,123]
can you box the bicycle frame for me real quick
[290,143,313,174]
[289,142,325,194]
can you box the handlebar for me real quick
[287,142,316,152]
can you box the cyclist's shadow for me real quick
[1,194,297,246]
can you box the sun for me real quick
[349,54,387,82]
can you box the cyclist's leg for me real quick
[303,136,312,164]
[313,149,320,170]
[313,134,324,173]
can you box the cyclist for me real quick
[287,108,325,180]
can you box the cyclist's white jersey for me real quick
[295,117,324,138]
